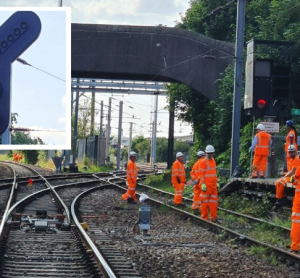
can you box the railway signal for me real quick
[244,39,293,118]
[0,11,41,134]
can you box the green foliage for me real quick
[176,0,237,41]
[156,137,168,162]
[121,147,128,161]
[220,191,272,218]
[169,0,300,173]
[23,150,39,165]
[174,139,191,157]
[145,172,172,191]
[131,135,151,162]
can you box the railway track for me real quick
[120,178,300,264]
[0,162,119,277]
[1,162,300,276]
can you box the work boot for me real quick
[174,203,186,208]
[127,198,137,204]
[275,197,287,207]
[211,219,221,224]
[193,209,200,216]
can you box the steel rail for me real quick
[2,162,71,224]
[6,179,103,222]
[4,177,116,277]
[109,182,300,264]
[135,181,292,233]
[0,162,16,240]
[71,184,117,278]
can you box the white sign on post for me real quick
[260,122,279,133]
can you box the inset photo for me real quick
[0,7,71,150]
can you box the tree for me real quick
[156,137,168,162]
[131,135,151,162]
[168,0,300,172]
[174,139,191,158]
[23,150,39,165]
[0,112,44,145]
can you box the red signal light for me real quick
[257,99,266,109]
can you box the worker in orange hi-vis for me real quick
[275,145,300,208]
[190,150,206,213]
[285,120,298,153]
[122,151,138,204]
[13,152,20,162]
[289,159,300,253]
[199,145,219,222]
[249,124,271,179]
[171,152,186,206]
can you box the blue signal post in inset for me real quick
[0,11,41,135]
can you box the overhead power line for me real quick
[16,58,66,82]
[12,127,65,132]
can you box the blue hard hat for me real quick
[286,120,294,127]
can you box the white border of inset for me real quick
[0,7,71,150]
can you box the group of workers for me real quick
[249,119,300,252]
[172,145,219,222]
[121,146,220,222]
[121,120,300,252]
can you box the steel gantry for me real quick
[70,78,172,170]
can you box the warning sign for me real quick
[260,122,279,133]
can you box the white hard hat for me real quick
[205,145,215,153]
[288,145,296,152]
[256,124,265,131]
[176,152,184,158]
[197,151,205,157]
[129,151,137,157]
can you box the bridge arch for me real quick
[72,24,234,100]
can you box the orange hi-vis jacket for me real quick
[126,160,138,188]
[287,156,300,172]
[254,131,271,156]
[190,158,204,182]
[275,156,300,199]
[199,157,218,186]
[285,130,298,152]
[290,166,300,251]
[172,160,186,185]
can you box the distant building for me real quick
[110,135,129,148]
[175,134,194,145]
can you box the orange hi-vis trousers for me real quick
[291,188,300,251]
[275,177,289,199]
[173,183,184,204]
[252,155,268,177]
[122,182,137,202]
[192,183,201,210]
[200,185,218,221]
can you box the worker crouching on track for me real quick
[275,145,300,208]
[289,157,300,253]
[172,152,186,206]
[190,150,206,213]
[199,145,219,221]
[249,124,271,178]
[122,151,138,204]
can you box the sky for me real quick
[1,0,192,145]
